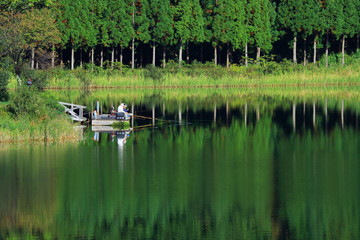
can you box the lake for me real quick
[0,88,359,240]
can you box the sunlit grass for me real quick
[0,112,83,143]
[7,62,358,89]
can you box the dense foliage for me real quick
[0,0,359,70]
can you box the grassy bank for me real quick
[53,85,360,113]
[0,88,82,143]
[6,60,360,89]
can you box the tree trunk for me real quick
[71,46,74,70]
[140,44,143,68]
[51,44,55,68]
[256,47,261,62]
[111,47,115,68]
[152,42,156,66]
[303,38,307,66]
[200,44,203,62]
[186,42,189,64]
[313,36,317,64]
[120,47,123,65]
[292,103,296,132]
[31,48,35,69]
[293,35,297,63]
[325,32,329,68]
[244,103,248,127]
[60,49,64,67]
[357,33,359,51]
[245,42,248,67]
[313,101,316,128]
[214,46,217,65]
[163,46,166,68]
[342,35,345,65]
[80,47,83,68]
[179,39,183,66]
[226,43,231,68]
[131,38,135,69]
[131,0,135,69]
[91,48,94,65]
[100,46,104,68]
[341,100,344,128]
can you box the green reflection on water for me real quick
[0,89,359,240]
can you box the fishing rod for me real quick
[132,122,191,131]
[132,114,192,125]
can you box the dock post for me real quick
[131,103,134,128]
[152,104,155,125]
[79,107,83,119]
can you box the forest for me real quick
[0,0,359,71]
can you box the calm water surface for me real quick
[0,90,359,240]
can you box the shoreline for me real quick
[39,82,360,90]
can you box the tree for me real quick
[340,0,358,65]
[175,0,205,65]
[19,8,61,69]
[213,0,246,67]
[252,0,273,61]
[56,0,95,69]
[129,0,151,69]
[108,0,133,66]
[278,0,303,63]
[0,10,59,73]
[148,0,174,66]
[296,0,322,65]
[202,0,218,64]
[0,0,55,13]
[322,0,344,67]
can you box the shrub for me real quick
[144,64,164,82]
[20,69,48,89]
[7,86,63,117]
[0,71,10,101]
[73,69,93,88]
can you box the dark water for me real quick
[1,93,360,240]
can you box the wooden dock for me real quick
[59,102,87,122]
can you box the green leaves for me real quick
[175,0,205,43]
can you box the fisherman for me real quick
[117,103,132,116]
[27,78,33,86]
[93,109,98,119]
[117,103,125,113]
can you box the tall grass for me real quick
[7,60,360,89]
[0,111,82,143]
[0,87,83,143]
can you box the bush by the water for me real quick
[144,64,164,82]
[20,69,48,89]
[0,71,10,101]
[8,86,63,117]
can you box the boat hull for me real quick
[92,119,129,126]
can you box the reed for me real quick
[7,62,359,89]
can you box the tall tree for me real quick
[202,0,218,64]
[340,0,358,65]
[108,0,133,66]
[213,0,246,67]
[0,9,59,73]
[175,0,205,65]
[148,0,174,66]
[56,0,95,69]
[296,0,321,65]
[19,8,61,69]
[252,0,273,61]
[278,0,303,63]
[322,0,343,67]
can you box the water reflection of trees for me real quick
[0,105,359,239]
